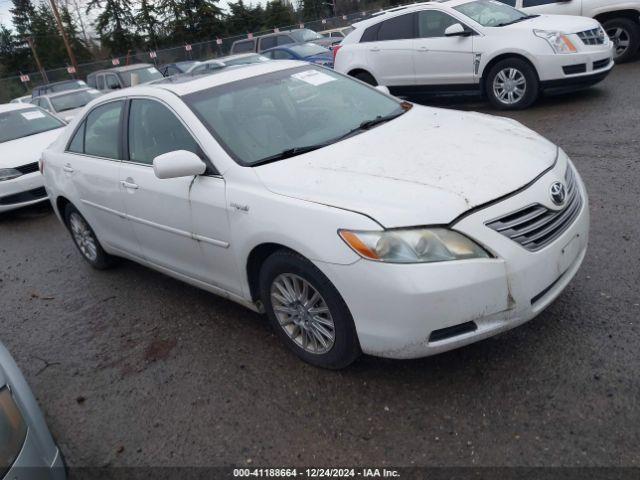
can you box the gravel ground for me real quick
[0,62,639,470]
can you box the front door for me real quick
[366,13,417,86]
[413,10,477,86]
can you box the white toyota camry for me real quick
[41,61,588,368]
[0,104,66,213]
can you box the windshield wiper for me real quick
[252,110,406,166]
[252,144,328,166]
[494,14,539,27]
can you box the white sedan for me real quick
[31,88,103,122]
[334,0,614,109]
[42,61,588,368]
[0,104,66,213]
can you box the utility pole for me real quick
[26,37,49,84]
[47,0,78,74]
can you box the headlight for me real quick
[0,168,22,182]
[339,228,490,264]
[534,30,578,54]
[0,387,27,472]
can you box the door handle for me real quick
[417,46,429,52]
[120,180,139,190]
[63,163,74,173]
[370,46,380,52]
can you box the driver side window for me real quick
[418,10,461,38]
[128,99,201,166]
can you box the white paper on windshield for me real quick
[21,111,46,120]
[291,70,335,86]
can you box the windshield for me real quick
[292,29,323,42]
[454,0,528,27]
[290,43,328,57]
[121,67,163,86]
[51,89,102,112]
[185,66,404,166]
[0,108,65,143]
[223,54,270,66]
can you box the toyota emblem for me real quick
[550,181,566,206]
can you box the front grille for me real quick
[593,58,610,70]
[15,162,39,175]
[577,28,606,45]
[0,186,47,205]
[563,64,587,75]
[486,166,583,252]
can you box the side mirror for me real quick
[153,150,206,179]
[375,85,391,95]
[445,23,467,37]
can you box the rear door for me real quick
[412,10,477,86]
[365,13,417,86]
[63,100,140,255]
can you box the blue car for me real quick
[261,42,334,68]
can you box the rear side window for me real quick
[497,0,516,5]
[97,75,105,90]
[105,74,120,90]
[377,13,416,41]
[361,23,381,42]
[276,35,294,46]
[233,40,255,53]
[523,0,556,5]
[128,99,200,165]
[84,101,123,159]
[87,75,97,88]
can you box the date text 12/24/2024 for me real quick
[233,468,401,478]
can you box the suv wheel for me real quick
[485,58,539,110]
[64,204,117,269]
[259,249,361,369]
[603,18,640,63]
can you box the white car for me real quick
[31,88,103,122]
[334,0,614,109]
[10,95,32,104]
[514,0,640,62]
[0,104,66,213]
[42,61,589,368]
[185,54,271,76]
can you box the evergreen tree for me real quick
[86,0,139,54]
[136,0,160,48]
[9,0,36,39]
[264,0,296,29]
[226,0,265,35]
[298,0,331,21]
[60,3,93,62]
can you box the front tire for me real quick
[603,18,640,63]
[259,249,361,369]
[485,58,539,110]
[64,204,117,270]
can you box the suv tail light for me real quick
[333,45,342,62]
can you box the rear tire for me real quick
[351,71,378,86]
[64,204,117,270]
[485,58,539,110]
[259,249,361,369]
[603,17,640,63]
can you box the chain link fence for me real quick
[0,8,388,103]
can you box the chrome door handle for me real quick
[120,180,139,190]
[63,164,74,173]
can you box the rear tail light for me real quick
[333,45,342,62]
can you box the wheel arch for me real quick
[594,10,640,24]
[347,68,378,84]
[55,195,73,223]
[246,242,303,302]
[480,53,540,92]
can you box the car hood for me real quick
[254,106,557,228]
[0,127,65,169]
[311,37,339,47]
[505,14,599,33]
[58,107,84,122]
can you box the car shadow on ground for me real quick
[0,202,53,224]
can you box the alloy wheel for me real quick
[69,212,98,262]
[270,273,335,355]
[606,26,631,58]
[493,67,527,106]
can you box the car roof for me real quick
[0,102,38,113]
[352,0,463,28]
[90,63,155,75]
[127,60,308,97]
[263,42,328,53]
[36,79,84,88]
[36,88,97,99]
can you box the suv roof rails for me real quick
[370,1,434,16]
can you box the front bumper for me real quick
[535,42,614,87]
[0,172,48,213]
[317,157,589,359]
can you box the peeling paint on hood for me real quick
[254,106,557,228]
